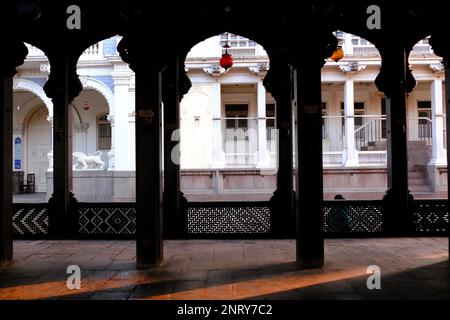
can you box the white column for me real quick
[342,32,353,55]
[212,81,225,168]
[256,81,270,168]
[327,90,342,151]
[111,66,132,171]
[429,78,447,165]
[128,96,136,171]
[46,116,54,171]
[343,79,359,166]
[73,123,89,154]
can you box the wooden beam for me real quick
[0,74,13,265]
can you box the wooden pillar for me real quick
[134,60,165,268]
[0,74,13,265]
[162,53,191,239]
[376,46,416,234]
[445,65,450,258]
[118,37,165,267]
[293,57,325,268]
[44,54,82,238]
[264,54,294,237]
[0,41,27,265]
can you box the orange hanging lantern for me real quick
[220,43,233,70]
[330,46,344,62]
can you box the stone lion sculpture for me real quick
[73,151,105,170]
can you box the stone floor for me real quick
[0,238,449,300]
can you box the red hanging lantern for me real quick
[82,101,90,111]
[220,43,233,70]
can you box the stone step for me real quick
[409,178,429,186]
[410,185,433,192]
[408,172,425,179]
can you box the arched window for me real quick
[97,113,111,150]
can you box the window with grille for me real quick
[417,101,432,140]
[351,36,373,46]
[225,104,249,130]
[341,102,365,127]
[97,113,111,150]
[220,33,256,57]
[266,103,276,141]
[220,33,256,48]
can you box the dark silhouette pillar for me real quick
[162,53,191,239]
[376,45,416,234]
[293,53,326,268]
[119,37,165,268]
[44,53,82,238]
[0,41,27,265]
[264,52,294,237]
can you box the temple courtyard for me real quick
[0,238,448,300]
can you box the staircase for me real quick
[360,140,387,151]
[408,141,432,193]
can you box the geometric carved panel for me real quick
[13,204,49,235]
[187,204,271,234]
[414,201,448,233]
[78,206,136,235]
[323,203,384,233]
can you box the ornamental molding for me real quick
[338,61,367,74]
[13,124,24,135]
[39,63,51,74]
[202,64,227,77]
[429,63,445,73]
[74,123,90,133]
[79,75,88,87]
[249,63,270,75]
[107,114,115,125]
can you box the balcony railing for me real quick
[222,117,258,166]
[221,117,277,167]
[25,42,104,61]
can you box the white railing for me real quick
[25,43,45,57]
[221,117,277,167]
[322,115,345,152]
[79,42,104,61]
[408,117,432,145]
[25,42,104,60]
[222,117,258,166]
[354,115,387,151]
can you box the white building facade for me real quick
[12,33,447,202]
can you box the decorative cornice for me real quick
[249,63,270,76]
[338,61,367,74]
[74,123,90,133]
[13,124,24,135]
[106,114,115,125]
[39,63,51,74]
[429,63,445,73]
[79,75,88,87]
[202,64,227,77]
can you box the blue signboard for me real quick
[14,137,22,170]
